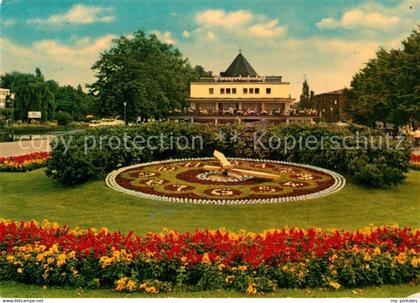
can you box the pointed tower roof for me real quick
[220,53,258,77]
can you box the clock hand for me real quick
[213,150,233,169]
[202,165,280,180]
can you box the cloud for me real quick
[195,9,252,29]
[0,35,116,87]
[182,30,191,38]
[151,31,176,44]
[27,4,114,25]
[192,9,286,39]
[317,9,400,29]
[248,20,286,37]
[206,31,216,41]
[1,19,16,26]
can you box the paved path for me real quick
[0,138,52,157]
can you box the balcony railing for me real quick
[168,109,319,117]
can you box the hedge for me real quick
[45,121,411,187]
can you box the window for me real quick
[232,88,237,94]
[226,88,231,94]
[334,99,338,105]
[255,88,260,94]
[209,88,214,95]
[322,109,326,112]
[266,88,271,94]
[330,107,334,111]
[220,88,225,94]
[243,88,248,94]
[249,88,254,94]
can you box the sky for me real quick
[0,0,419,97]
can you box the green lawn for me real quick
[1,281,419,298]
[0,169,419,297]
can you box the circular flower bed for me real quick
[0,220,418,295]
[106,158,345,204]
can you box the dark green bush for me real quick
[46,121,411,187]
[55,112,73,126]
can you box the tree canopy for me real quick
[297,80,315,109]
[345,28,420,129]
[89,30,207,121]
[0,70,55,122]
[1,69,94,122]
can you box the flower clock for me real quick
[106,151,345,204]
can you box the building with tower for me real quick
[170,52,316,123]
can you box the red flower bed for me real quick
[0,152,49,172]
[0,220,419,294]
[411,154,420,165]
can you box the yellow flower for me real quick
[410,257,419,268]
[180,256,187,263]
[373,247,381,255]
[17,268,23,274]
[282,265,288,272]
[115,277,128,292]
[139,283,147,289]
[225,275,235,284]
[238,265,247,272]
[99,256,112,268]
[329,281,341,290]
[329,254,338,262]
[145,286,158,294]
[126,280,137,292]
[363,254,371,262]
[246,283,257,295]
[47,257,54,264]
[57,254,66,267]
[6,255,15,263]
[298,271,305,279]
[396,252,407,265]
[217,263,226,271]
[201,253,211,265]
[49,244,59,254]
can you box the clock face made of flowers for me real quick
[106,153,345,205]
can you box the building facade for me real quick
[315,89,347,123]
[0,88,11,110]
[170,53,316,124]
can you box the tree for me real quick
[346,28,420,130]
[298,80,315,109]
[0,70,55,122]
[0,69,94,122]
[88,30,198,122]
[193,65,212,79]
[55,85,94,120]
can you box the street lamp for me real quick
[9,93,15,141]
[123,101,127,126]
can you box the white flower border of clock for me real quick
[105,157,346,205]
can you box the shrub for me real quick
[45,121,411,187]
[55,112,73,126]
